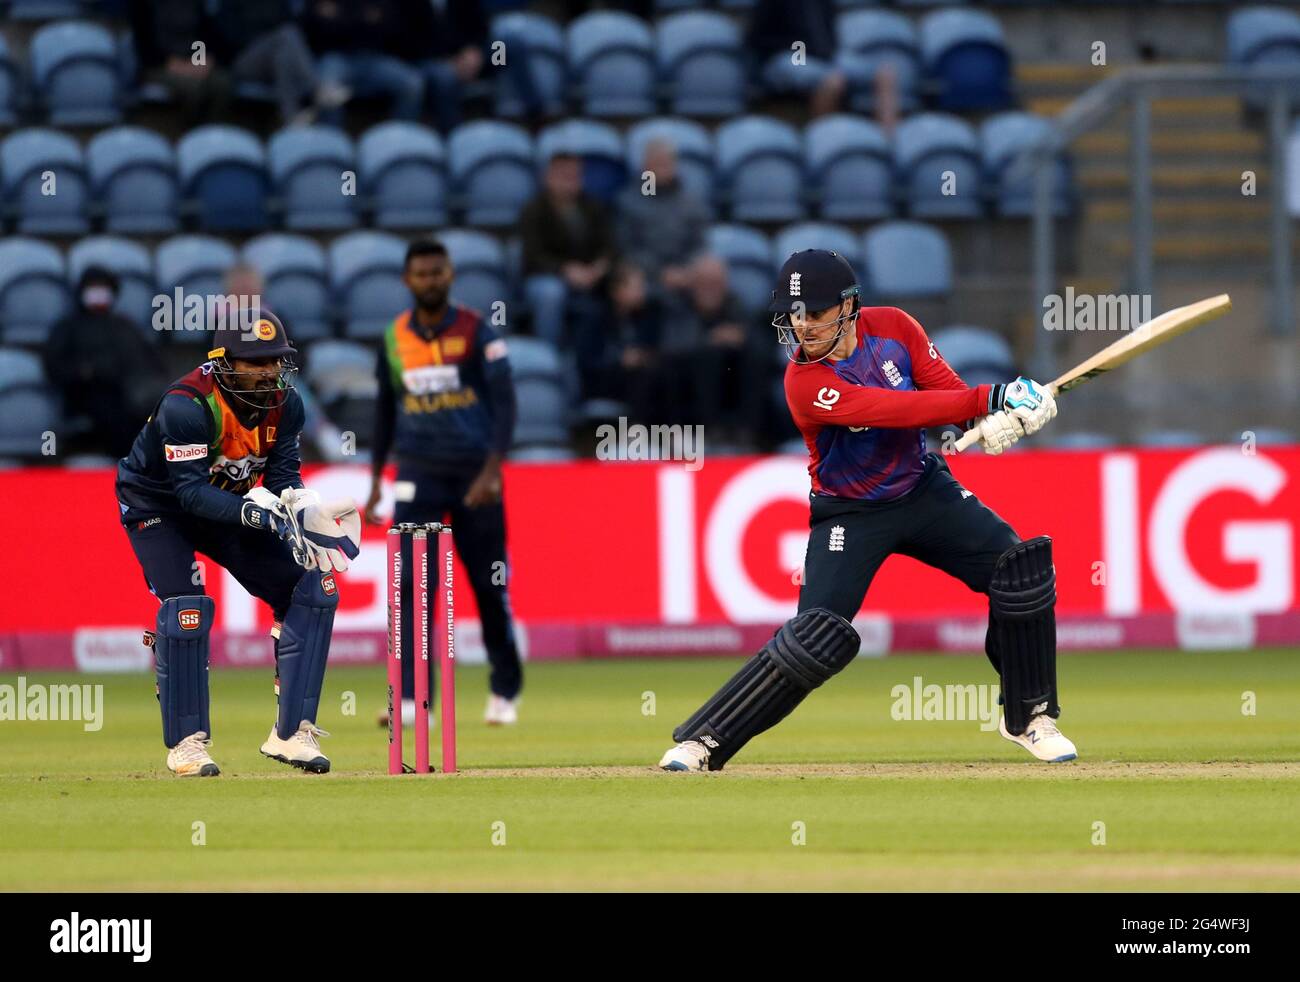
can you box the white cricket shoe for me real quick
[375,698,435,730]
[658,740,711,772]
[999,714,1077,762]
[485,694,519,725]
[261,720,331,773]
[167,731,220,777]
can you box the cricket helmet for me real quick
[769,249,861,363]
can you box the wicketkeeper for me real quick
[659,249,1076,772]
[116,312,360,776]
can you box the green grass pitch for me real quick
[2,649,1298,891]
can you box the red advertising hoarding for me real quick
[2,447,1297,670]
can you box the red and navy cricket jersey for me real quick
[784,307,992,501]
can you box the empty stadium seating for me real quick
[269,126,360,231]
[2,128,90,234]
[86,127,180,234]
[177,126,270,232]
[0,237,71,345]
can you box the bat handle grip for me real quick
[952,425,982,454]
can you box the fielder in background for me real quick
[659,249,1075,772]
[116,312,361,777]
[366,240,523,726]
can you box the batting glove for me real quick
[976,410,1024,455]
[989,377,1057,436]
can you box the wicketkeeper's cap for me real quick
[767,249,860,314]
[207,309,295,361]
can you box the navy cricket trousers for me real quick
[798,453,1021,670]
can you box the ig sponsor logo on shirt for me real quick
[813,387,839,411]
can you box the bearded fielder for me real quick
[659,249,1076,772]
[116,313,361,776]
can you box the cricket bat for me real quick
[952,293,1232,453]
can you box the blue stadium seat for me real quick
[1137,430,1204,448]
[305,339,376,404]
[492,12,566,117]
[0,386,63,458]
[921,9,1012,112]
[358,122,447,230]
[509,445,576,462]
[1226,7,1300,107]
[87,127,179,234]
[537,118,625,202]
[9,1,84,19]
[893,113,983,219]
[242,234,332,343]
[1227,7,1300,64]
[328,232,409,340]
[1,128,90,234]
[980,112,1072,218]
[30,21,121,125]
[155,235,238,342]
[68,236,157,333]
[268,126,359,231]
[0,237,72,345]
[0,36,18,127]
[449,121,536,227]
[0,348,46,391]
[177,125,270,232]
[838,9,922,114]
[715,116,805,223]
[625,117,714,202]
[928,325,1014,378]
[706,223,774,311]
[862,222,952,299]
[773,222,863,274]
[657,11,745,117]
[512,377,570,447]
[505,335,564,379]
[439,229,510,318]
[567,11,656,117]
[1051,431,1117,450]
[805,115,893,221]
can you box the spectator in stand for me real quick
[222,264,346,463]
[746,0,874,117]
[302,0,424,125]
[616,139,707,303]
[520,152,617,347]
[130,0,232,126]
[575,262,661,420]
[663,255,766,447]
[43,266,165,460]
[404,0,487,134]
[210,0,344,127]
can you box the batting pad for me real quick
[672,607,860,770]
[154,595,215,747]
[989,536,1059,735]
[275,570,340,740]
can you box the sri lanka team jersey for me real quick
[784,307,993,501]
[374,305,515,472]
[116,363,305,526]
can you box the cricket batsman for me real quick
[659,249,1076,772]
[116,311,361,776]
